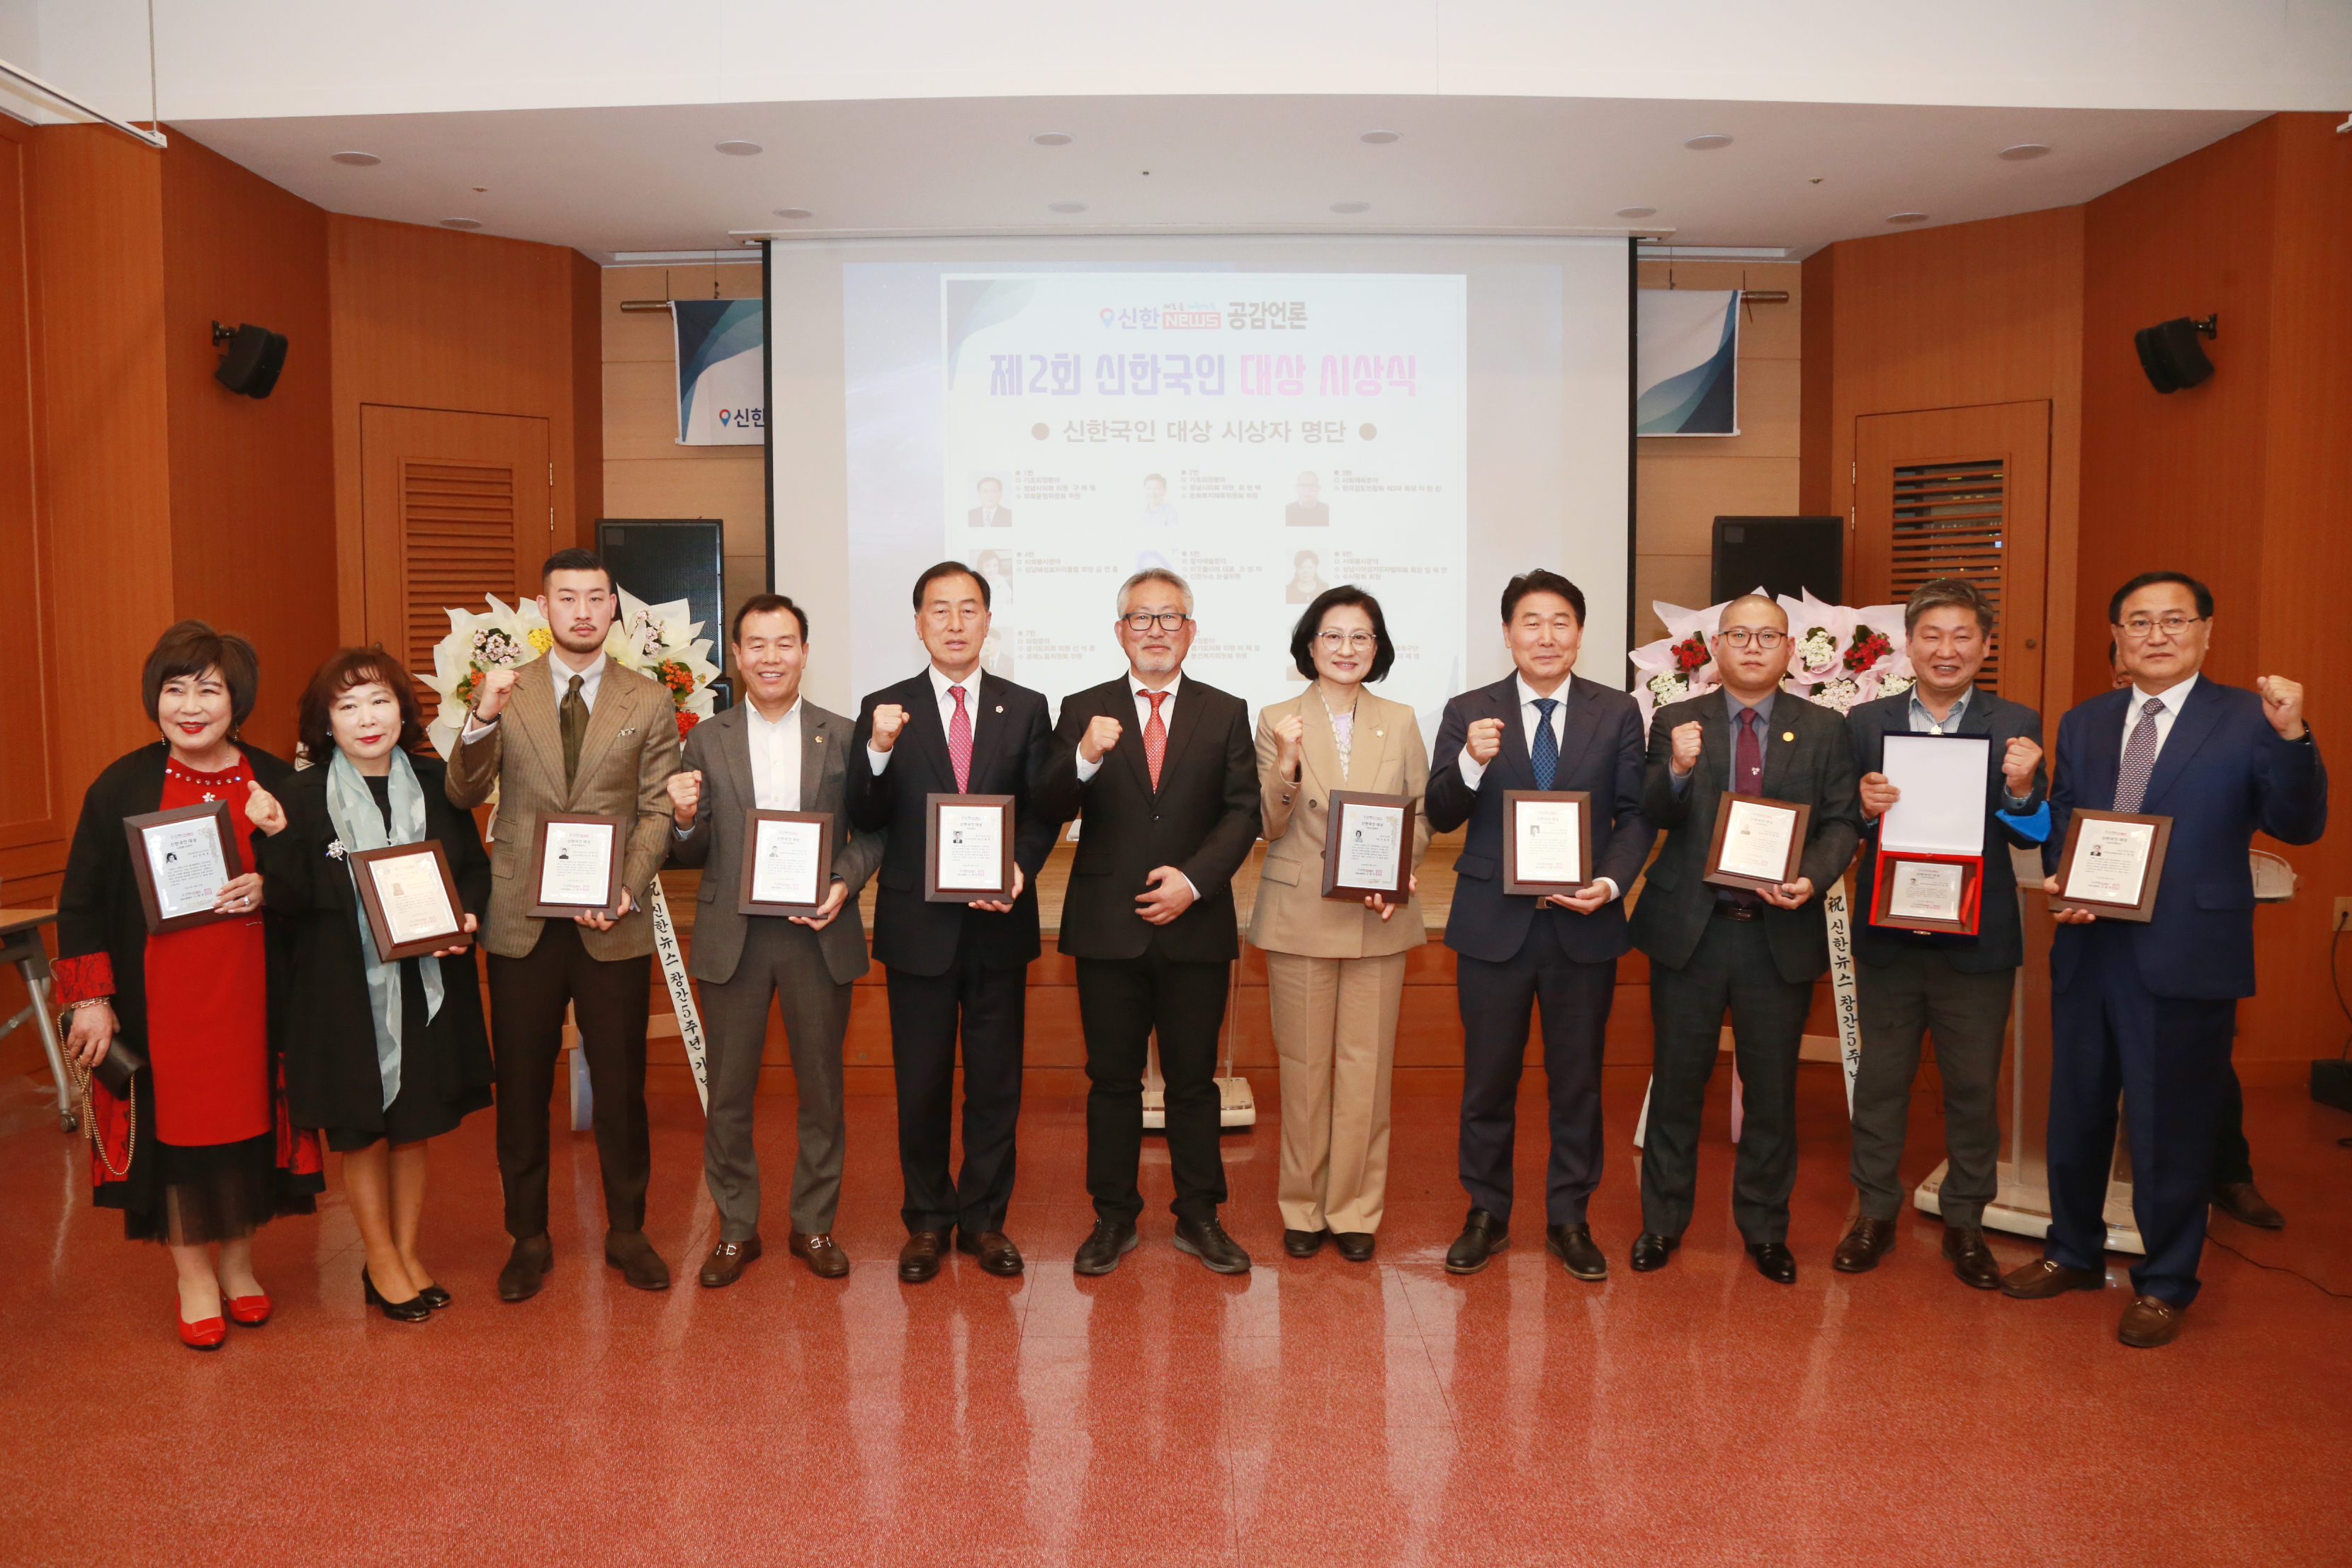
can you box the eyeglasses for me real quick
[2116,614,2205,639]
[1715,627,1787,649]
[1315,630,1378,651]
[1121,612,1189,632]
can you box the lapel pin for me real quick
[1782,732,1793,742]
[995,705,1004,714]
[815,734,825,743]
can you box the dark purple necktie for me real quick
[1736,708,1763,792]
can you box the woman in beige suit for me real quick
[1250,586,1430,1261]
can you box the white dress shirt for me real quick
[2120,673,2198,762]
[1457,674,1617,903]
[461,650,602,742]
[866,665,985,776]
[1073,673,1181,783]
[745,698,804,810]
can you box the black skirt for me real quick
[126,1132,317,1246]
[322,953,492,1153]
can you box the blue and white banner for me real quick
[674,300,765,445]
[1636,289,1738,437]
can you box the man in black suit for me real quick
[1034,569,1261,1275]
[1629,593,1861,1284]
[1833,579,2045,1289]
[847,561,1058,1283]
[1425,569,1653,1279]
[2002,571,2322,1348]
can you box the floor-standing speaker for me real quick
[597,519,729,708]
[1710,516,1843,606]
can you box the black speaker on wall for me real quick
[211,321,287,398]
[1711,516,1843,606]
[2135,314,2217,393]
[597,518,730,709]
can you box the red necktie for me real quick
[1736,707,1763,792]
[1143,689,1168,790]
[947,684,973,792]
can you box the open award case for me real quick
[1867,732,1989,936]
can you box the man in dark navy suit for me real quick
[2002,572,2324,1348]
[847,561,1058,1284]
[1425,570,1653,1280]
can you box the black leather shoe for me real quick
[1748,1241,1798,1285]
[415,1282,453,1310]
[898,1229,949,1283]
[1545,1224,1607,1280]
[1629,1232,1679,1273]
[1333,1232,1376,1263]
[957,1227,1024,1276]
[1073,1220,1140,1276]
[1833,1215,1898,1273]
[604,1229,672,1291]
[1282,1227,1329,1259]
[1444,1210,1509,1276]
[497,1234,553,1303]
[1172,1216,1251,1274]
[362,1267,431,1323]
[1941,1225,2001,1290]
[2212,1181,2285,1229]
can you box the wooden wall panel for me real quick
[0,123,60,863]
[570,249,604,542]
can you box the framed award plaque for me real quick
[737,809,835,916]
[349,841,470,960]
[123,801,242,934]
[526,812,626,919]
[1321,790,1415,902]
[1502,790,1595,898]
[925,794,1016,903]
[1870,732,1991,935]
[2049,808,2171,923]
[1702,792,1811,892]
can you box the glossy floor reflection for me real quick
[4,1062,2348,1567]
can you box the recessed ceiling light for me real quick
[1359,130,1401,144]
[1031,132,1073,147]
[1887,211,1930,225]
[1683,135,1734,151]
[715,140,763,157]
[440,218,483,230]
[1615,206,1658,220]
[1330,201,1371,215]
[329,150,380,167]
[1047,201,1087,214]
[1998,143,2053,161]
[772,208,813,220]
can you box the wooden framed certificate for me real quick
[925,794,1016,902]
[2050,808,2171,922]
[526,812,626,919]
[123,801,242,934]
[1702,792,1811,892]
[1321,790,1415,902]
[738,809,835,915]
[349,841,469,960]
[1503,790,1595,897]
[1870,851,1983,935]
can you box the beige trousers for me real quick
[1263,948,1409,1234]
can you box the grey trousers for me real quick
[1848,948,2015,1227]
[698,917,853,1239]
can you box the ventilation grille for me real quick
[402,460,517,722]
[1890,457,2004,688]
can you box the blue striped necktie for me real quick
[1530,698,1559,790]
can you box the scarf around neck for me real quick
[325,747,444,1110]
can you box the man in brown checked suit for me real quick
[448,547,683,1301]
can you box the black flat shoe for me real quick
[1748,1241,1798,1285]
[1444,1210,1508,1276]
[361,1266,431,1324]
[1332,1232,1376,1263]
[1282,1228,1329,1259]
[415,1283,453,1310]
[1629,1232,1680,1273]
[1545,1224,1607,1280]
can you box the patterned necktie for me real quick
[2113,696,2165,812]
[1143,689,1168,790]
[1736,708,1763,792]
[946,683,973,792]
[1530,698,1559,790]
[560,674,587,788]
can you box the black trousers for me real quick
[1454,914,1617,1227]
[485,920,653,1240]
[1641,914,1813,1246]
[2213,1059,2254,1186]
[885,921,1027,1236]
[1076,949,1231,1225]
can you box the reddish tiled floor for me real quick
[3,1061,2348,1567]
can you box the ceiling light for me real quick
[1887,212,1930,225]
[1031,132,1073,147]
[440,218,483,230]
[329,151,380,167]
[1998,143,2053,161]
[1329,201,1370,215]
[1359,130,1401,144]
[1683,135,1734,151]
[1047,201,1087,214]
[772,208,813,220]
[715,140,763,157]
[1615,206,1658,220]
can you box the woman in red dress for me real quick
[55,622,324,1349]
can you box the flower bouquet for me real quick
[419,590,720,759]
[1627,587,1914,732]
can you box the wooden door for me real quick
[1853,402,2049,702]
[359,407,552,724]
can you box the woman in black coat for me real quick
[254,649,492,1322]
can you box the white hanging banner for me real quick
[1824,873,1862,1113]
[645,878,711,1111]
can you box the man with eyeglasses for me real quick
[1629,593,1862,1283]
[1034,569,1260,1274]
[2002,571,2324,1348]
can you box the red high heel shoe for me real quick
[177,1309,227,1351]
[225,1293,272,1326]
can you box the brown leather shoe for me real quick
[1832,1215,1898,1273]
[2000,1258,2104,1300]
[957,1227,1024,1276]
[789,1231,849,1279]
[497,1233,553,1303]
[1942,1225,2001,1290]
[2118,1294,2185,1348]
[898,1229,949,1283]
[698,1235,762,1288]
[604,1229,672,1291]
[2212,1181,2285,1230]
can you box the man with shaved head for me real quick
[1627,592,1861,1284]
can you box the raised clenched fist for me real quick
[1669,720,1704,776]
[666,769,703,827]
[473,666,520,721]
[1080,714,1124,765]
[870,703,909,754]
[2256,676,2306,740]
[244,779,287,838]
[2002,737,2043,792]
[1465,717,1505,766]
